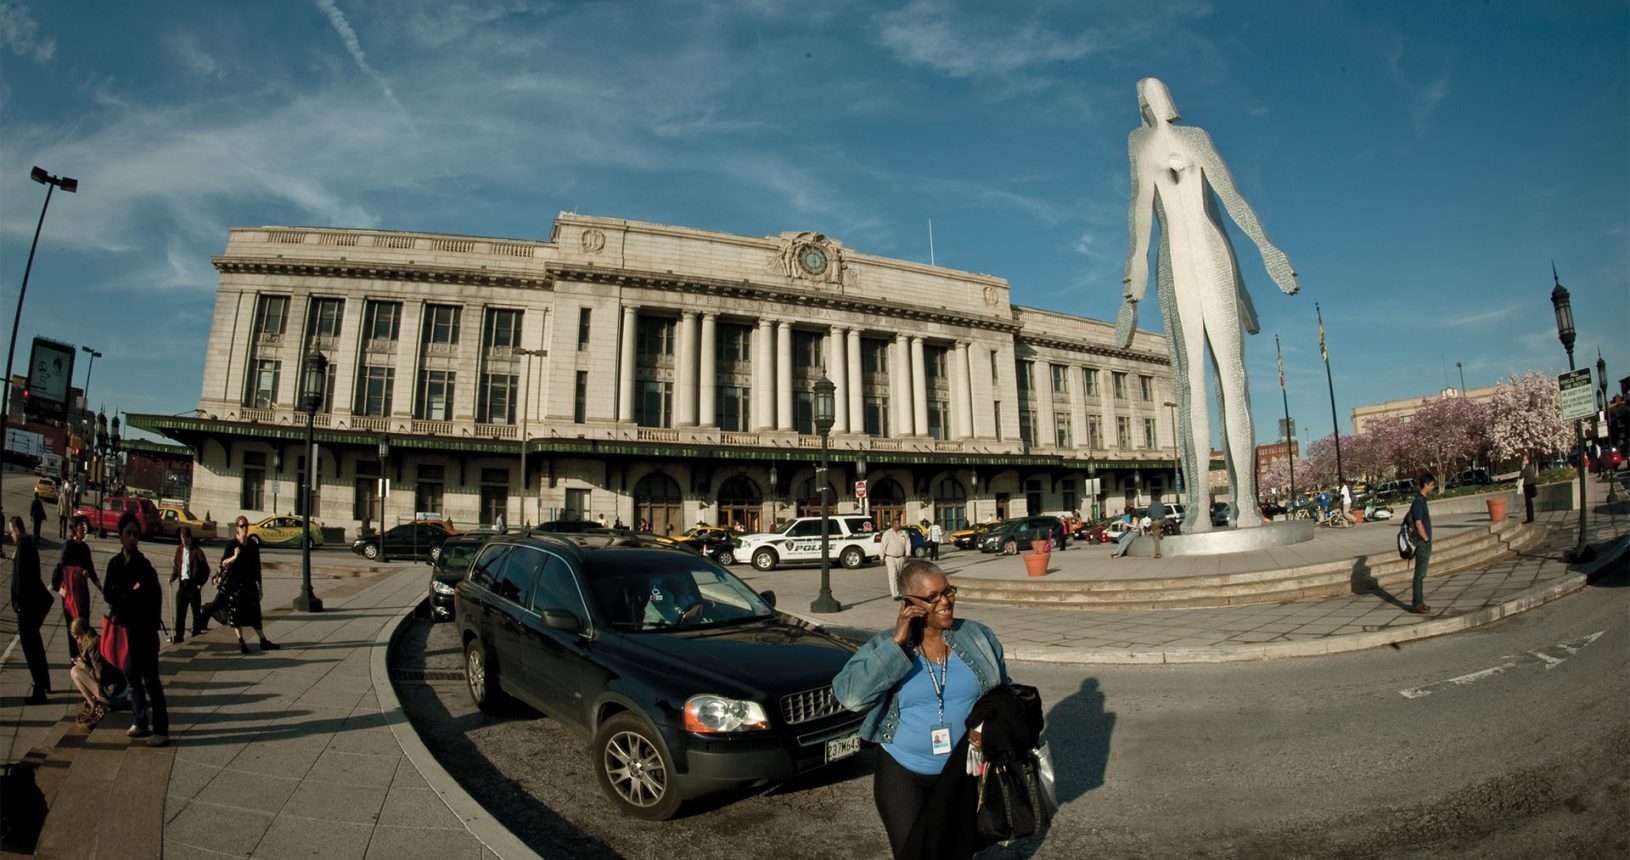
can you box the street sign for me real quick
[1558,369,1595,422]
[854,480,867,498]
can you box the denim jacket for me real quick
[832,618,1009,745]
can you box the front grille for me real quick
[781,685,845,725]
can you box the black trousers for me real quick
[927,541,940,561]
[174,580,206,635]
[126,630,168,734]
[18,604,52,694]
[1524,488,1536,523]
[875,749,941,859]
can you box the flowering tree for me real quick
[1490,372,1572,462]
[1406,395,1493,481]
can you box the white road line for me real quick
[1401,630,1605,699]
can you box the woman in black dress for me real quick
[217,517,280,654]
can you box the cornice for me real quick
[211,256,551,289]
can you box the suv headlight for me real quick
[684,694,770,733]
[432,580,455,596]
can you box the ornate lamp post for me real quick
[92,411,121,538]
[1551,272,1589,559]
[377,433,390,562]
[810,376,840,613]
[768,465,778,523]
[294,351,327,612]
[271,450,283,513]
[854,453,868,519]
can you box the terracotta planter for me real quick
[1023,552,1049,577]
[1487,497,1508,521]
[1030,539,1052,555]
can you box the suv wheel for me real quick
[362,543,380,560]
[595,713,682,820]
[712,548,735,565]
[1002,538,1018,555]
[911,545,927,558]
[840,546,865,569]
[465,639,503,711]
[752,548,778,571]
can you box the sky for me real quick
[2,0,1626,449]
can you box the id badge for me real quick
[930,724,952,756]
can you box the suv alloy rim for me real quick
[466,646,485,701]
[604,730,667,807]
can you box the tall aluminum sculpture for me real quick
[1116,77,1300,530]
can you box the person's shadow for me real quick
[977,677,1115,858]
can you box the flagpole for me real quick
[1278,334,1295,505]
[1317,303,1345,485]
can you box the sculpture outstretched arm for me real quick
[1118,133,1155,349]
[1188,129,1300,295]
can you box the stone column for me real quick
[953,341,973,439]
[618,306,637,422]
[753,319,773,430]
[776,321,793,430]
[893,334,914,436]
[911,336,929,437]
[846,329,864,433]
[698,313,717,427]
[675,311,699,426]
[829,326,848,434]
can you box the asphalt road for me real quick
[396,559,1628,860]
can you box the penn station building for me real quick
[130,214,1185,537]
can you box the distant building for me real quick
[1255,440,1299,475]
[1351,385,1498,435]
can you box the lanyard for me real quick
[924,650,949,723]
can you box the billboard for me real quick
[27,337,76,419]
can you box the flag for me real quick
[1276,335,1286,389]
[1316,305,1329,364]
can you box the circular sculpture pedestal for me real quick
[1122,520,1313,558]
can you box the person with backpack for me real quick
[102,513,169,746]
[170,527,210,643]
[1405,474,1437,615]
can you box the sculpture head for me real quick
[1137,77,1180,126]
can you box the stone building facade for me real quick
[131,214,1182,537]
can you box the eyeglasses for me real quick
[235,522,249,529]
[902,585,957,605]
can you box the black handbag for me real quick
[976,751,1052,842]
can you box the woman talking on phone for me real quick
[833,560,1009,859]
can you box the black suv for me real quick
[455,534,862,819]
[977,516,1066,554]
[427,535,486,621]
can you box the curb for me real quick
[371,603,542,860]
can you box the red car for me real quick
[1076,520,1114,544]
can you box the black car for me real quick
[977,516,1066,554]
[351,521,453,561]
[532,519,610,534]
[427,535,486,621]
[455,534,862,820]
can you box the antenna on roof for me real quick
[928,219,936,266]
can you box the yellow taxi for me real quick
[247,515,324,547]
[157,503,218,543]
[33,476,59,502]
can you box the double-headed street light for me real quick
[1551,270,1589,559]
[294,351,327,612]
[93,411,121,537]
[810,376,840,614]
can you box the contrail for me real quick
[312,0,404,112]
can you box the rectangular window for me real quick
[415,464,445,516]
[313,361,336,413]
[1062,479,1077,514]
[718,385,750,432]
[993,401,1003,441]
[863,395,890,436]
[247,359,280,408]
[1083,367,1098,397]
[573,371,588,423]
[563,488,590,521]
[792,330,823,370]
[861,340,889,374]
[637,316,675,357]
[636,380,672,428]
[1144,417,1158,449]
[577,308,592,351]
[1018,360,1035,395]
[416,370,455,420]
[926,346,949,385]
[1055,412,1073,447]
[1087,415,1103,449]
[241,451,266,510]
[794,390,814,434]
[423,304,462,345]
[928,399,950,440]
[1050,363,1068,395]
[1019,408,1036,448]
[718,324,752,363]
[305,297,343,340]
[355,366,394,416]
[483,308,523,350]
[363,300,401,341]
[479,373,517,424]
[353,461,381,522]
[253,295,289,336]
[1139,375,1153,402]
[1117,415,1132,447]
[479,468,509,528]
[1112,371,1128,400]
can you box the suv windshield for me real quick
[437,541,481,573]
[585,555,775,631]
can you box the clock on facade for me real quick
[798,245,828,275]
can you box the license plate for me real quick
[825,733,860,763]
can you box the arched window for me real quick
[634,472,683,535]
[932,477,968,532]
[715,475,763,532]
[868,477,907,530]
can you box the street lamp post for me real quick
[377,434,390,562]
[810,377,840,613]
[271,450,283,513]
[80,345,101,414]
[1551,271,1590,560]
[1,166,78,507]
[1456,361,1466,393]
[768,465,778,524]
[1600,350,1623,503]
[855,454,868,519]
[294,351,327,612]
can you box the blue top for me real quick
[1409,493,1432,540]
[882,651,979,775]
[832,619,1009,748]
[1147,499,1167,519]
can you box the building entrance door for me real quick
[715,475,762,532]
[634,472,683,535]
[868,477,906,529]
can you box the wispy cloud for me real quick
[875,0,1096,80]
[0,1,53,61]
[169,34,225,80]
[312,0,404,112]
[1386,42,1450,133]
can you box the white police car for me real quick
[737,516,882,571]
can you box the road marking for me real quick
[1401,631,1604,699]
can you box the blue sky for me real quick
[2,0,1626,448]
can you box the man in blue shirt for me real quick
[1146,495,1169,559]
[1407,474,1437,614]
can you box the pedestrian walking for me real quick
[926,521,944,561]
[52,518,98,662]
[57,491,70,539]
[833,560,1010,860]
[30,494,47,543]
[1521,456,1538,523]
[103,513,169,746]
[879,519,910,599]
[8,516,55,704]
[170,527,210,643]
[1146,494,1169,559]
[1405,474,1437,614]
[1339,481,1353,524]
[218,517,281,654]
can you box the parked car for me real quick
[455,534,863,819]
[978,516,1066,554]
[352,521,452,561]
[1211,502,1232,527]
[74,496,162,538]
[427,534,486,621]
[247,514,324,547]
[950,520,1000,550]
[737,515,881,571]
[665,526,742,565]
[32,476,58,502]
[1077,519,1115,544]
[1447,468,1492,489]
[533,519,611,534]
[157,503,218,542]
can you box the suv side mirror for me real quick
[759,590,777,608]
[541,609,584,634]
